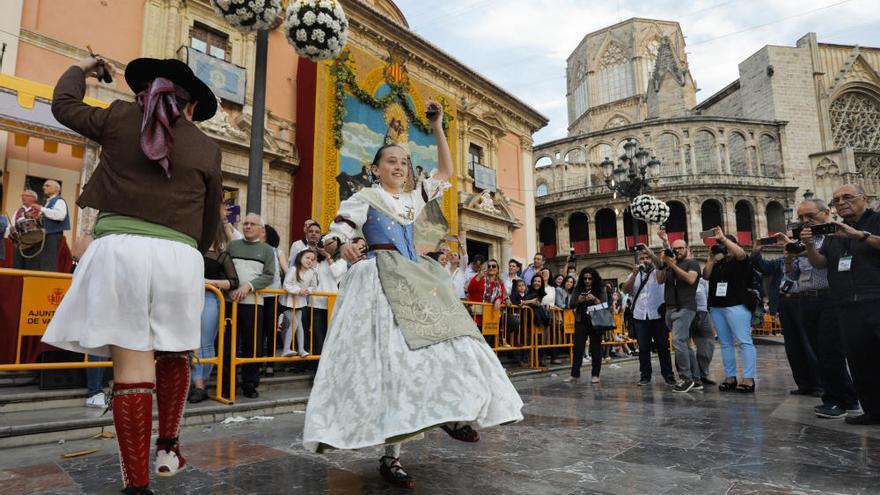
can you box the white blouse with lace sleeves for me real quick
[322,194,369,245]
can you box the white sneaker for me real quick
[281,350,296,357]
[155,449,184,477]
[591,376,600,384]
[85,392,106,408]
[298,351,310,358]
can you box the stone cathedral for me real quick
[533,18,880,283]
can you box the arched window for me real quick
[595,208,617,253]
[735,200,754,245]
[591,143,613,163]
[568,212,590,254]
[729,132,748,175]
[571,62,590,120]
[701,199,724,245]
[665,201,688,244]
[565,149,586,164]
[598,42,633,105]
[539,218,557,258]
[655,133,681,175]
[535,156,552,168]
[760,135,782,177]
[536,183,549,197]
[694,130,717,174]
[623,210,648,249]
[830,90,880,152]
[766,201,786,235]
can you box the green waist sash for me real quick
[93,213,197,249]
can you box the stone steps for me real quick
[0,359,633,449]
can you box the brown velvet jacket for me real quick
[51,66,222,253]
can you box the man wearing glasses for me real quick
[657,239,703,393]
[781,199,858,419]
[803,184,880,425]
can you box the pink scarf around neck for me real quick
[136,77,181,178]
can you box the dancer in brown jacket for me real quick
[43,55,222,494]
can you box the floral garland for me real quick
[283,0,348,61]
[329,50,452,149]
[631,194,670,225]
[211,0,282,32]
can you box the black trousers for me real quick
[571,321,602,378]
[800,294,858,408]
[13,231,61,271]
[222,303,262,392]
[633,318,674,381]
[836,303,880,416]
[779,295,821,392]
[260,297,280,358]
[301,308,328,355]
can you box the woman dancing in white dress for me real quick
[303,102,523,489]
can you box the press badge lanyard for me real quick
[839,234,854,273]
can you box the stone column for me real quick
[722,144,732,174]
[616,210,626,251]
[688,197,703,243]
[723,197,736,234]
[501,237,513,265]
[556,213,570,255]
[755,200,768,237]
[588,209,598,254]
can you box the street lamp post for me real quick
[601,139,661,262]
[246,29,269,216]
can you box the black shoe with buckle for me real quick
[379,456,415,489]
[441,423,481,442]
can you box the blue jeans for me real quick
[193,291,221,383]
[710,305,756,379]
[86,355,109,397]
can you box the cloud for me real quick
[340,121,383,164]
[396,0,880,144]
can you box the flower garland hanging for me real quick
[328,50,453,149]
[631,194,670,225]
[283,0,349,61]
[211,0,282,32]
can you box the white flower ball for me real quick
[296,29,307,41]
[312,29,325,42]
[302,10,316,25]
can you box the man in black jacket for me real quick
[804,184,880,425]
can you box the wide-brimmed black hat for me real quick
[125,58,217,121]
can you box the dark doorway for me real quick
[466,239,491,262]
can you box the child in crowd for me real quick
[282,249,319,357]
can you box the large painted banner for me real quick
[316,49,458,254]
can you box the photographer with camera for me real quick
[703,227,755,393]
[751,234,821,397]
[657,237,703,392]
[778,198,859,418]
[621,245,674,386]
[803,184,880,425]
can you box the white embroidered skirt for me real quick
[302,258,523,452]
[42,234,204,357]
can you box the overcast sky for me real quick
[394,0,880,145]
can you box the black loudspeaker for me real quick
[38,350,87,390]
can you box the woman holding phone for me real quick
[566,267,608,383]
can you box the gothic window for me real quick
[604,116,630,129]
[759,134,782,177]
[641,39,660,91]
[830,91,880,152]
[598,43,633,105]
[535,156,552,168]
[573,80,590,120]
[729,132,748,175]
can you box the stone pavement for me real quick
[1,345,878,495]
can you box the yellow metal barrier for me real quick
[0,267,227,403]
[224,288,337,403]
[752,313,783,337]
[534,306,575,367]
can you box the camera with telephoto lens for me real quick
[785,221,806,254]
